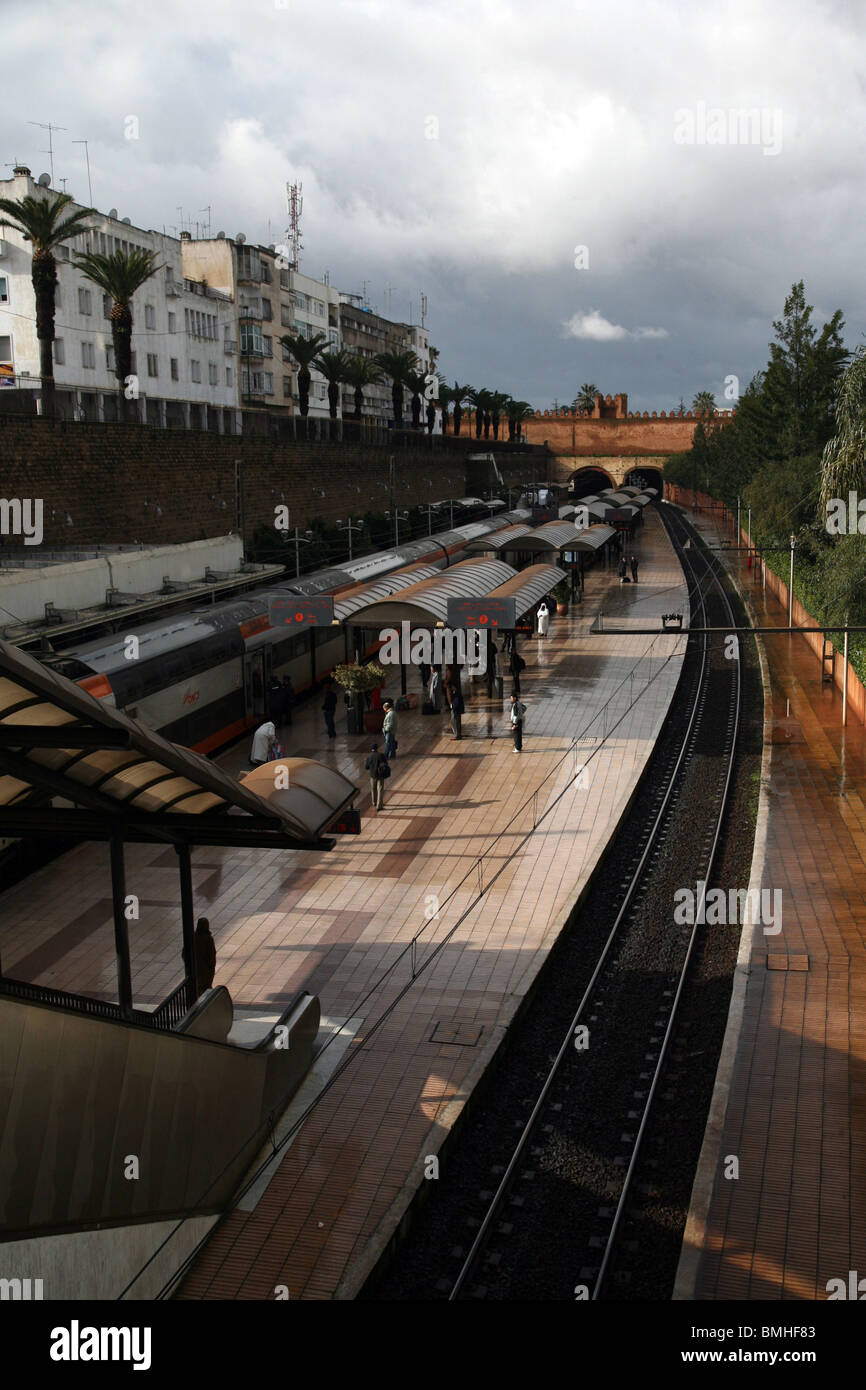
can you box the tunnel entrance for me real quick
[569,466,615,497]
[624,465,664,495]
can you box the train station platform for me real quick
[676,506,866,1301]
[0,509,687,1300]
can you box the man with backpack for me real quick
[382,698,398,759]
[509,692,527,752]
[364,741,390,810]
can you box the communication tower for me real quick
[285,180,304,271]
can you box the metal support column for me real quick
[110,831,133,1014]
[176,841,197,1004]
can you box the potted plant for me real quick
[332,660,388,734]
[552,580,570,616]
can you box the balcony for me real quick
[238,304,262,320]
[223,339,237,354]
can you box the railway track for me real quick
[444,507,743,1300]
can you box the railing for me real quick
[151,976,194,1027]
[0,972,190,1031]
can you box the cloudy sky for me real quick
[4,0,863,412]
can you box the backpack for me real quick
[378,757,391,779]
[516,655,526,672]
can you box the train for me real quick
[49,511,533,754]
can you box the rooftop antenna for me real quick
[59,177,68,193]
[199,205,212,238]
[72,139,93,206]
[177,206,186,236]
[285,180,303,271]
[28,120,66,186]
[384,283,394,318]
[361,279,370,308]
[420,292,427,327]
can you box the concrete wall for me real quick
[0,536,243,624]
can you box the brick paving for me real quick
[683,508,866,1301]
[0,509,687,1299]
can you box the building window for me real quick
[280,306,293,328]
[78,287,92,315]
[0,334,12,365]
[81,341,95,369]
[147,353,158,377]
[130,351,137,373]
[105,346,115,372]
[208,362,217,386]
[184,308,190,332]
[53,338,64,365]
[261,298,272,321]
[260,261,271,284]
[0,276,8,304]
[168,311,176,333]
[103,294,112,320]
[170,358,179,381]
[225,366,233,387]
[240,323,263,355]
[191,359,201,383]
[279,268,289,289]
[283,376,292,398]
[263,335,272,357]
[263,372,274,394]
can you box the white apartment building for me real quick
[181,236,342,419]
[0,167,240,429]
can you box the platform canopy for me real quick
[485,563,568,617]
[343,557,516,628]
[334,563,443,621]
[0,637,355,849]
[572,493,600,504]
[601,492,634,506]
[463,524,534,553]
[586,501,617,521]
[516,520,585,552]
[569,524,617,553]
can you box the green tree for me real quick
[73,247,160,421]
[506,399,534,443]
[0,191,95,416]
[489,391,510,441]
[451,381,472,436]
[692,390,717,416]
[279,331,328,417]
[405,368,427,430]
[343,355,383,421]
[313,347,352,420]
[374,348,418,429]
[572,382,598,413]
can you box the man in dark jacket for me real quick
[364,741,390,810]
[630,554,639,583]
[509,645,525,696]
[322,680,338,739]
[447,678,464,739]
[183,916,217,998]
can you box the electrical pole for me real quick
[72,139,93,206]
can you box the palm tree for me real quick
[343,355,383,420]
[489,391,511,441]
[572,382,599,414]
[507,399,535,443]
[313,347,352,420]
[819,345,866,511]
[0,191,95,416]
[468,387,492,438]
[73,248,160,421]
[280,331,328,417]
[405,368,427,430]
[374,348,418,429]
[452,382,472,436]
[693,390,717,417]
[437,380,452,435]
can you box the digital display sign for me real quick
[446,597,517,630]
[268,595,336,628]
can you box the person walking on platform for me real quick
[183,916,217,998]
[322,679,338,739]
[382,699,398,759]
[280,674,295,725]
[487,638,501,699]
[618,556,628,584]
[536,601,550,638]
[630,554,639,583]
[364,741,390,810]
[509,692,527,753]
[509,645,525,695]
[249,720,276,768]
[447,678,464,739]
[267,675,282,723]
[428,666,441,712]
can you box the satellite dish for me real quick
[109,208,118,219]
[216,230,225,239]
[268,243,275,251]
[235,232,246,244]
[37,173,51,187]
[121,217,131,224]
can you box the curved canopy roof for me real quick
[602,492,633,506]
[463,524,534,553]
[517,520,585,552]
[334,563,443,621]
[570,524,616,553]
[586,500,617,521]
[486,563,568,617]
[343,557,516,628]
[0,638,355,847]
[240,759,359,839]
[572,493,600,504]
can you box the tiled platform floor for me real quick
[683,506,866,1300]
[0,509,688,1300]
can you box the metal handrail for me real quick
[0,971,189,1031]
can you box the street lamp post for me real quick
[747,506,752,571]
[788,533,796,626]
[386,509,410,548]
[292,527,312,578]
[335,515,363,562]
